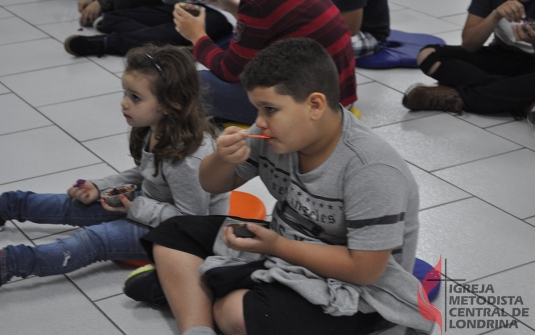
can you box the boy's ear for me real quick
[308,92,327,120]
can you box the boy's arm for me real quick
[462,1,526,52]
[339,8,363,36]
[199,127,249,193]
[223,226,391,285]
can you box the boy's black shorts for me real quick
[140,215,388,335]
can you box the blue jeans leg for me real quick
[0,191,126,227]
[1,219,150,284]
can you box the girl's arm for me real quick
[90,167,144,192]
[462,1,526,52]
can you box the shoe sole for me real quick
[125,264,155,281]
[64,35,81,56]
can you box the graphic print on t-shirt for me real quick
[271,181,347,246]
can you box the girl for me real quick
[0,44,229,287]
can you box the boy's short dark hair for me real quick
[240,38,340,110]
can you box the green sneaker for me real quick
[123,264,167,307]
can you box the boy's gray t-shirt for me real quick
[213,108,432,332]
[237,108,419,272]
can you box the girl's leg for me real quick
[1,219,149,284]
[0,191,125,227]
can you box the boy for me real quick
[129,38,434,335]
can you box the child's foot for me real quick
[123,264,167,307]
[64,35,106,57]
[402,83,464,115]
[0,218,5,232]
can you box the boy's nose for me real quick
[254,113,267,129]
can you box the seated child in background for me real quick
[78,0,162,27]
[402,0,535,119]
[66,1,234,57]
[172,0,356,125]
[0,44,229,288]
[334,0,391,58]
[127,38,434,335]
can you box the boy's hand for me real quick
[222,223,281,255]
[67,180,99,204]
[513,22,535,43]
[80,1,101,26]
[100,194,132,213]
[173,4,208,44]
[215,127,250,165]
[495,0,525,23]
[78,0,94,13]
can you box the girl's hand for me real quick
[80,1,101,26]
[215,127,250,165]
[100,194,132,213]
[173,4,208,44]
[67,180,99,204]
[495,0,526,23]
[222,223,281,255]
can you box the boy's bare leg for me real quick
[153,244,214,332]
[213,289,248,335]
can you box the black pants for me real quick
[140,216,391,335]
[419,44,535,115]
[101,5,233,55]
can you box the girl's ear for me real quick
[308,92,327,120]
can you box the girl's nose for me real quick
[121,97,128,109]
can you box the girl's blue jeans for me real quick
[0,191,150,284]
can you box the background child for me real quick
[67,1,234,57]
[0,44,229,287]
[172,0,357,125]
[402,0,535,119]
[77,0,162,27]
[128,38,434,335]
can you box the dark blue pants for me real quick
[199,70,258,125]
[101,5,233,56]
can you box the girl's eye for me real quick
[131,94,141,102]
[265,106,276,114]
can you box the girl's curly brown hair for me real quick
[124,44,216,175]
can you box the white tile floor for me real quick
[1,1,534,334]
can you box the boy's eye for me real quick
[265,106,277,114]
[131,94,141,102]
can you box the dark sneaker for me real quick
[123,264,168,307]
[402,83,464,115]
[64,35,106,57]
[0,217,5,232]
